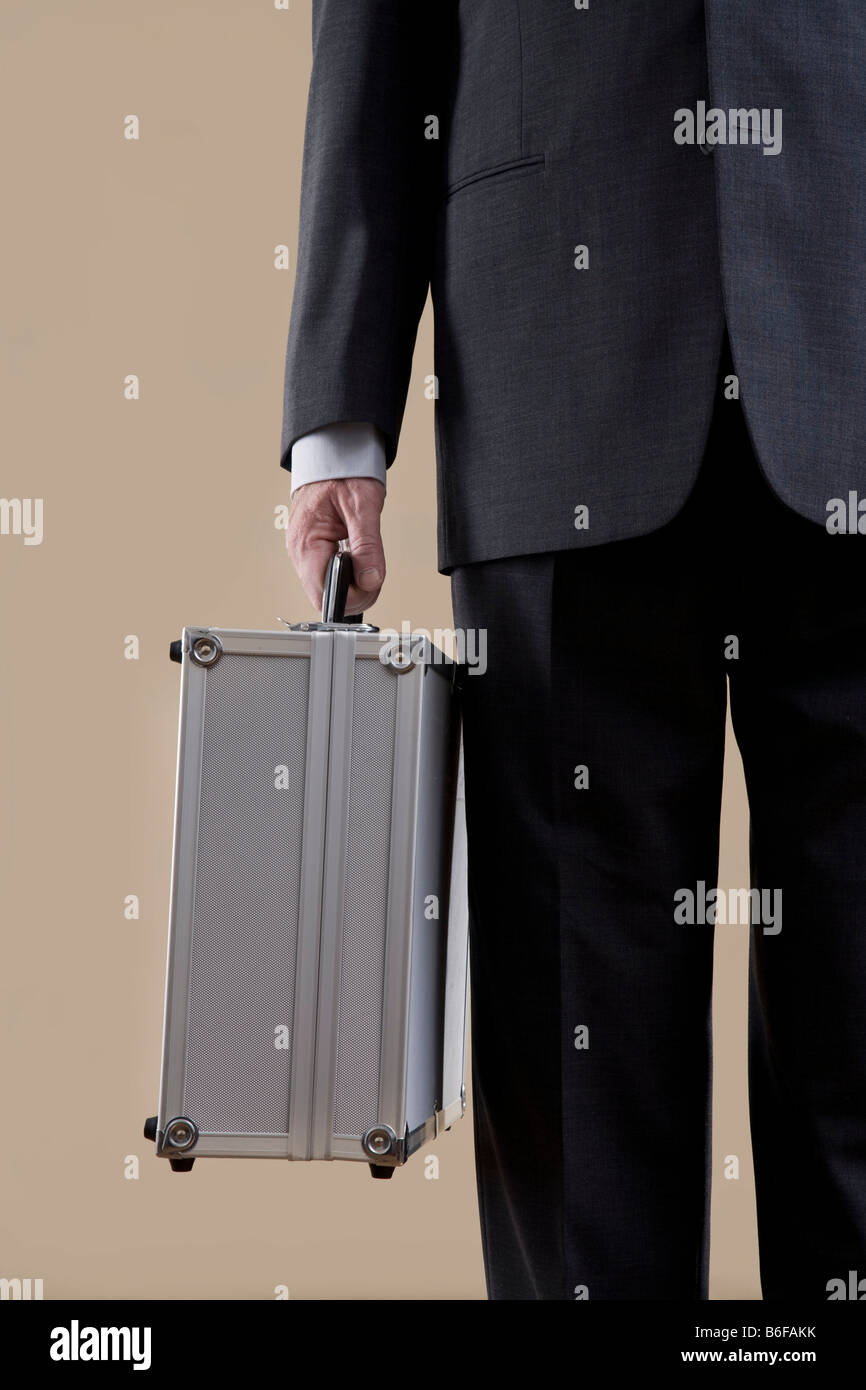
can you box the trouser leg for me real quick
[725,429,866,1300]
[451,449,730,1298]
[451,553,567,1298]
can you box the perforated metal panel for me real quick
[332,659,398,1137]
[181,653,309,1134]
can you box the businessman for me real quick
[279,3,866,1299]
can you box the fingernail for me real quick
[357,568,383,588]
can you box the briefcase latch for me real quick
[280,619,380,633]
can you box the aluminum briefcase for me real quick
[144,551,469,1178]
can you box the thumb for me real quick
[343,516,386,612]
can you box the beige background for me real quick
[1,0,759,1299]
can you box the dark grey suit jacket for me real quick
[279,1,866,574]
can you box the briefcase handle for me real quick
[321,545,364,624]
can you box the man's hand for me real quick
[286,477,386,616]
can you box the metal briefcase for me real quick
[144,552,469,1178]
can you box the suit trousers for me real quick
[450,336,866,1300]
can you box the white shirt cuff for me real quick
[289,421,388,494]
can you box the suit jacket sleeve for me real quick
[279,2,443,475]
